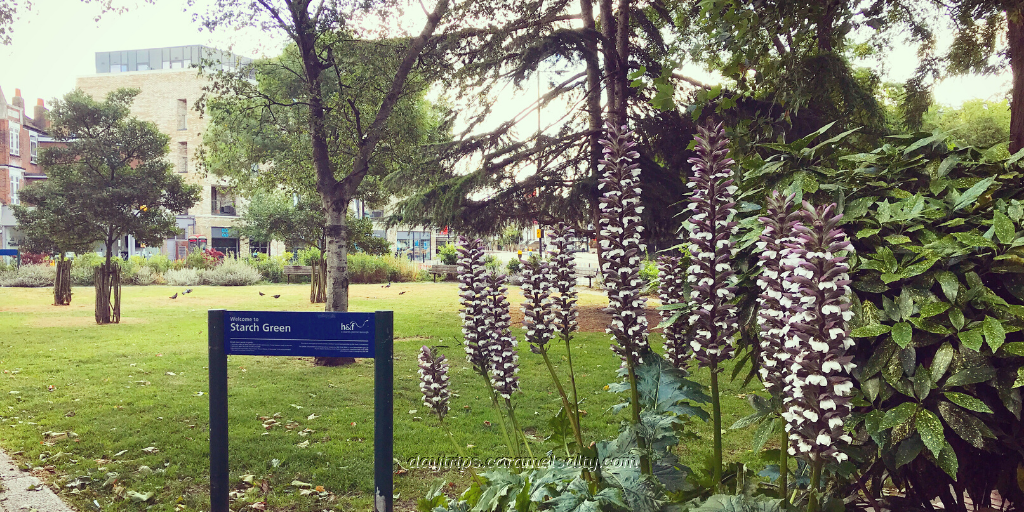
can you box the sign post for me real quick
[208,309,393,512]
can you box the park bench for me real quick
[575,266,598,287]
[429,264,459,282]
[283,265,313,283]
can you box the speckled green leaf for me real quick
[958,328,984,352]
[937,401,989,449]
[915,409,944,457]
[994,211,1016,245]
[1001,342,1024,356]
[886,234,913,245]
[851,324,891,338]
[943,392,993,413]
[930,343,954,380]
[948,308,965,331]
[983,316,1006,352]
[898,289,915,320]
[857,228,881,239]
[880,402,918,430]
[919,302,951,318]
[953,231,997,249]
[1015,367,1024,388]
[936,271,959,302]
[892,322,913,348]
[937,444,959,478]
[945,365,995,387]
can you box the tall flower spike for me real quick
[418,345,451,421]
[685,120,740,370]
[547,223,579,336]
[597,122,650,363]
[755,191,802,393]
[486,272,520,399]
[781,202,856,463]
[457,236,491,375]
[658,254,689,368]
[521,257,556,354]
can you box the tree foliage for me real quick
[16,88,200,322]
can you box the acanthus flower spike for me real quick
[456,236,492,375]
[597,122,650,363]
[418,345,451,421]
[547,223,579,336]
[781,202,856,464]
[658,254,689,368]
[486,272,520,399]
[755,191,802,393]
[684,120,740,370]
[521,257,555,354]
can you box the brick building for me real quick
[76,45,285,259]
[0,87,51,251]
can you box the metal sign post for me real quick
[208,309,394,512]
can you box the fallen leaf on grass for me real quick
[296,440,310,448]
[249,503,266,510]
[291,480,312,488]
[290,403,303,409]
[307,413,318,420]
[114,450,128,457]
[166,372,176,376]
[127,490,153,502]
[240,474,255,484]
[141,446,159,454]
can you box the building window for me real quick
[178,142,188,173]
[29,132,38,163]
[9,122,19,156]
[212,187,236,216]
[250,240,269,255]
[177,99,187,130]
[9,175,19,205]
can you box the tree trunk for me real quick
[1009,9,1024,154]
[53,255,72,306]
[310,255,327,303]
[600,0,622,126]
[94,248,120,324]
[315,200,355,366]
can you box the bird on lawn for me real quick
[272,295,281,299]
[184,289,193,294]
[169,293,178,299]
[399,291,407,295]
[259,291,265,296]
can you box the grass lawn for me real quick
[0,283,766,511]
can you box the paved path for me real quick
[0,449,76,512]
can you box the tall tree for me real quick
[27,88,199,324]
[198,0,449,333]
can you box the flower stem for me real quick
[710,363,723,493]
[481,372,518,458]
[626,358,652,476]
[442,422,484,487]
[779,430,789,507]
[807,459,823,512]
[505,397,535,460]
[563,335,582,431]
[541,350,585,451]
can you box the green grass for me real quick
[0,283,766,511]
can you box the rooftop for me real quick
[95,45,253,74]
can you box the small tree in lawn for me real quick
[13,185,95,305]
[38,88,200,324]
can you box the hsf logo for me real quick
[340,320,369,331]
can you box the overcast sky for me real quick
[0,0,1013,118]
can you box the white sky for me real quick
[0,0,1013,118]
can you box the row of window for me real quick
[7,123,39,163]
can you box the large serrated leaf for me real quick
[752,417,779,453]
[916,409,945,457]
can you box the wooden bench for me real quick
[576,267,599,287]
[283,265,313,283]
[429,264,459,282]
